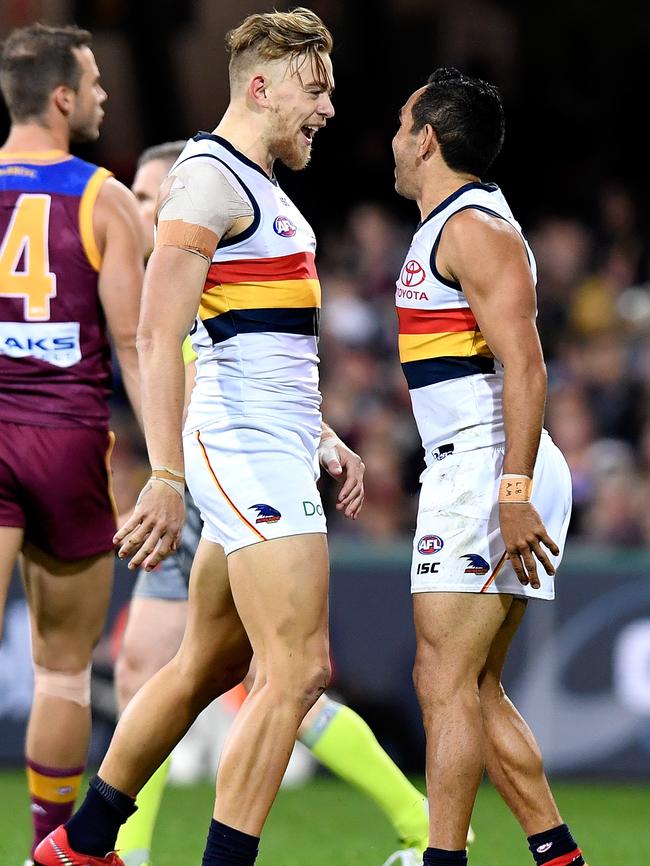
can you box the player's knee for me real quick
[33,663,91,707]
[478,670,505,707]
[114,647,156,711]
[282,656,331,711]
[176,648,252,709]
[299,658,331,709]
[413,646,477,709]
[31,638,96,672]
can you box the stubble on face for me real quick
[68,47,104,144]
[263,52,333,172]
[268,102,312,171]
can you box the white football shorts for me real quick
[410,433,572,599]
[183,414,326,556]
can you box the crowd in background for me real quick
[2,4,649,553]
[109,181,650,548]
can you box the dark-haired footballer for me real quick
[392,68,587,866]
[0,23,144,865]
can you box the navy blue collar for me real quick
[193,132,277,184]
[417,181,498,230]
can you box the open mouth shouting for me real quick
[300,125,319,145]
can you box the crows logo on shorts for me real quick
[462,554,490,575]
[249,504,282,524]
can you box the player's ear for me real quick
[419,124,438,160]
[249,74,270,107]
[52,84,74,117]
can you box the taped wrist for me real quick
[498,473,532,503]
[149,475,185,498]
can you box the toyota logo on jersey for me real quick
[273,215,297,237]
[400,259,426,287]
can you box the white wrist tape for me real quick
[149,475,185,499]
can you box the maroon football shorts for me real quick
[0,420,117,560]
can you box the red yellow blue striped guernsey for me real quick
[395,181,537,463]
[177,133,322,432]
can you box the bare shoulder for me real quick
[93,176,141,249]
[95,176,139,218]
[443,207,522,254]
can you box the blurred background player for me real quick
[114,142,436,866]
[0,23,144,865]
[392,69,586,866]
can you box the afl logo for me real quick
[400,259,425,287]
[273,215,297,237]
[417,534,444,555]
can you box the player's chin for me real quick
[71,125,101,145]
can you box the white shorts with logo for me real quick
[411,433,572,599]
[183,414,326,556]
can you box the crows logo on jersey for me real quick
[249,504,282,524]
[462,554,490,575]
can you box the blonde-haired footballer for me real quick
[36,9,367,866]
[113,141,448,866]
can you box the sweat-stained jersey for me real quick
[0,150,112,429]
[395,181,537,465]
[175,134,322,434]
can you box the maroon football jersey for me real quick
[0,150,113,429]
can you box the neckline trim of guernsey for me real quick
[0,149,72,163]
[417,181,499,231]
[192,132,278,185]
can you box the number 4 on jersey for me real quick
[0,193,57,320]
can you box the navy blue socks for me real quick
[423,847,467,866]
[201,819,260,866]
[65,775,137,857]
[528,823,585,865]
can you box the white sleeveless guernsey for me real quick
[395,181,537,464]
[178,133,322,432]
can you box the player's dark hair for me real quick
[0,23,92,122]
[137,141,187,170]
[411,67,504,176]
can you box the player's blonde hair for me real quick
[226,7,333,89]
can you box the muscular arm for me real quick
[114,157,245,570]
[439,209,546,477]
[438,209,557,586]
[137,247,208,471]
[95,178,146,429]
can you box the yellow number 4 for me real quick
[0,193,57,321]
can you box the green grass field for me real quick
[1,770,648,865]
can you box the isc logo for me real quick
[417,534,444,555]
[416,562,439,575]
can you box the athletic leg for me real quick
[212,532,330,837]
[22,545,114,856]
[413,591,513,854]
[479,598,587,865]
[37,539,251,863]
[115,597,188,712]
[99,539,251,795]
[0,525,23,631]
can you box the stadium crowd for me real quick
[109,180,650,549]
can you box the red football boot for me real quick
[34,826,124,866]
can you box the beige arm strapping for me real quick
[155,160,253,260]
